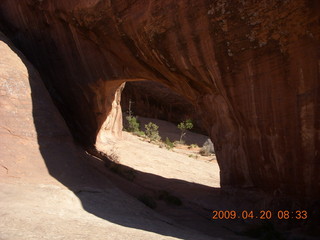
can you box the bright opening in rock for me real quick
[94,80,220,234]
[96,80,220,188]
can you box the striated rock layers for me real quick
[0,0,319,198]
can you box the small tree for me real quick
[128,99,133,117]
[124,99,145,136]
[145,122,161,142]
[177,119,193,143]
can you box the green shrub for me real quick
[145,122,161,142]
[177,119,193,143]
[165,137,174,149]
[126,116,140,133]
[134,130,146,137]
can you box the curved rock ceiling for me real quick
[0,0,319,198]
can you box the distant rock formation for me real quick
[200,139,215,156]
[0,0,319,198]
[121,81,206,133]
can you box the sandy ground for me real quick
[0,33,228,239]
[95,117,240,238]
[104,132,220,188]
[108,116,220,188]
[0,182,218,240]
[1,115,315,239]
[0,114,248,240]
[95,117,320,239]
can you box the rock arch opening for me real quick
[0,0,319,237]
[0,0,319,203]
[92,79,222,235]
[95,78,220,186]
[98,80,208,142]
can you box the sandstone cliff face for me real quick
[0,31,112,188]
[96,82,125,145]
[0,0,319,198]
[0,31,77,182]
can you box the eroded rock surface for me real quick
[97,82,125,145]
[0,31,74,182]
[0,32,220,240]
[0,0,319,198]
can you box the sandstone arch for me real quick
[0,0,319,198]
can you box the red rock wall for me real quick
[0,31,80,182]
[0,0,319,198]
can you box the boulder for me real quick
[200,139,215,156]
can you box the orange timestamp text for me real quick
[212,210,308,220]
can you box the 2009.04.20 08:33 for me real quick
[212,210,308,220]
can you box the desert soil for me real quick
[0,116,250,239]
[95,117,241,238]
[99,118,220,189]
